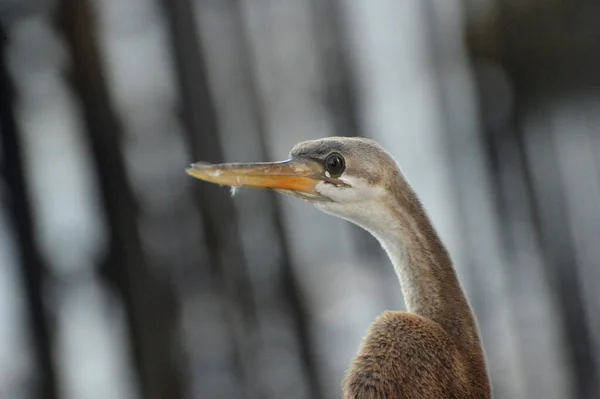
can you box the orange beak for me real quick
[186,158,324,197]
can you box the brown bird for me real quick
[186,137,491,399]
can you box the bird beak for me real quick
[186,158,325,198]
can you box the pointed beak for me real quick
[186,158,325,198]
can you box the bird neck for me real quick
[369,187,485,364]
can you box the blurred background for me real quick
[0,0,599,398]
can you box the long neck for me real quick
[366,187,486,366]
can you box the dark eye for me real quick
[324,152,345,177]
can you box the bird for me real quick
[186,136,491,399]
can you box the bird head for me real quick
[186,137,407,230]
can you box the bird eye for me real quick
[324,153,345,177]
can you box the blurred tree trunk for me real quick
[160,0,262,397]
[54,1,185,398]
[0,24,59,399]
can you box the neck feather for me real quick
[357,187,484,360]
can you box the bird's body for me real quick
[187,137,491,398]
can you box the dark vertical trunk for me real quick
[54,1,184,398]
[308,0,361,137]
[159,0,260,396]
[0,24,59,399]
